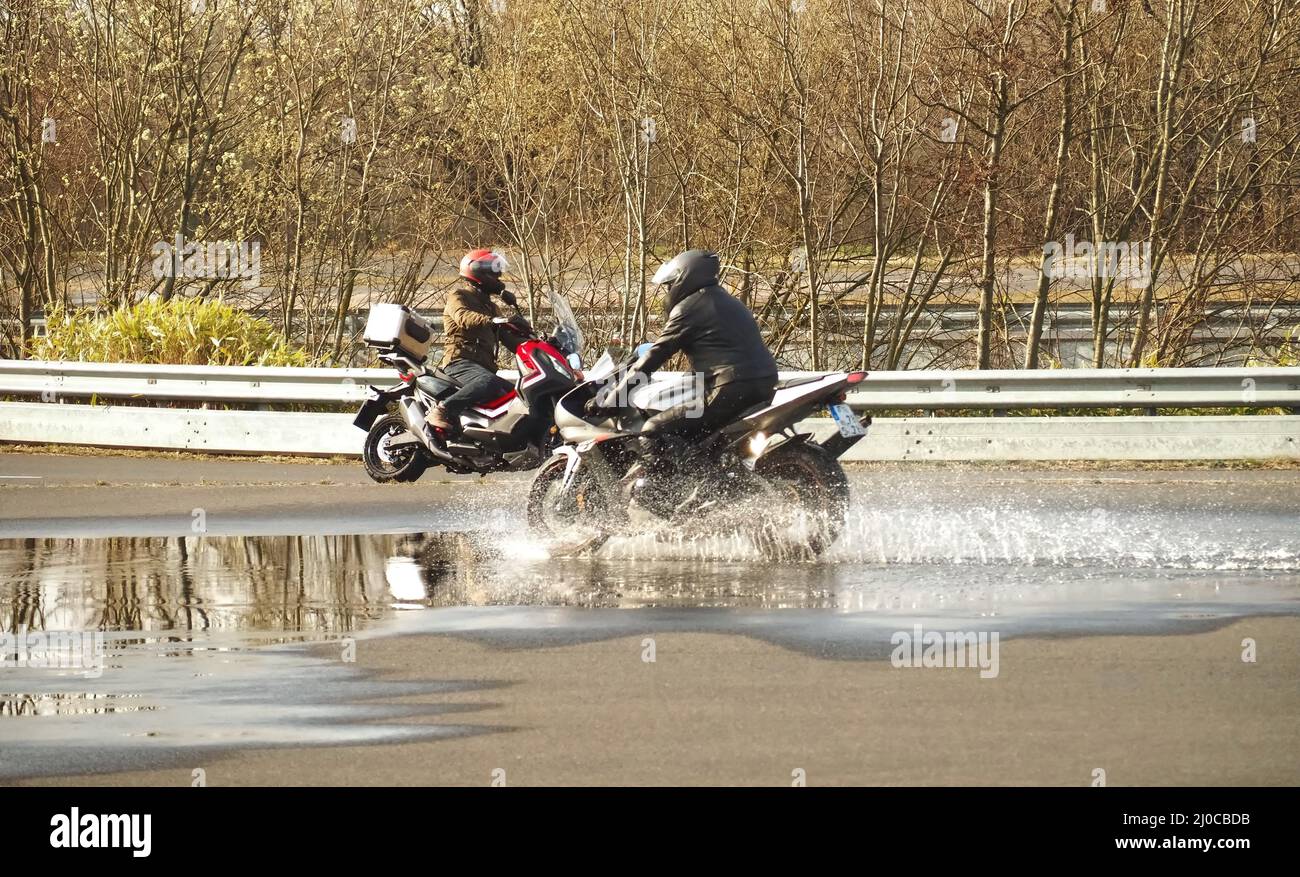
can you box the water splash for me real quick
[826,503,1299,570]
[493,498,1299,572]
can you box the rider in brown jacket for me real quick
[429,249,526,434]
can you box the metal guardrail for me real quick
[2,360,1298,409]
[1,402,1295,461]
[845,366,1300,410]
[0,360,388,404]
[2,360,1299,461]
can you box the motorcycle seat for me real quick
[418,370,458,396]
[775,374,823,390]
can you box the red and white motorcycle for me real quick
[354,292,584,482]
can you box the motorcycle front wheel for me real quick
[527,454,609,550]
[362,413,430,483]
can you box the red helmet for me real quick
[459,248,509,288]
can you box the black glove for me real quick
[507,313,532,334]
[498,290,518,308]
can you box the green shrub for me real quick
[30,297,309,366]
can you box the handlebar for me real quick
[492,314,537,338]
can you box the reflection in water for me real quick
[3,523,1300,638]
[0,534,405,636]
[0,532,906,635]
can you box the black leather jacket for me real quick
[633,284,777,388]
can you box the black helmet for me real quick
[652,249,719,311]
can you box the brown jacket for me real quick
[440,286,501,369]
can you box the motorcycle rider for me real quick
[430,248,529,435]
[592,249,778,492]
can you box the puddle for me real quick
[2,488,1298,779]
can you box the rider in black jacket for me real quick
[596,249,778,463]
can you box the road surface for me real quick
[1,449,1297,784]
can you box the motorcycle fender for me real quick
[819,415,872,460]
[353,383,410,431]
[353,396,390,431]
[747,432,812,470]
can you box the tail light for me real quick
[845,371,867,384]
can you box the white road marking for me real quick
[0,475,43,480]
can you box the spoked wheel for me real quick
[363,413,430,483]
[751,443,850,561]
[527,455,610,554]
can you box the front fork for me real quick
[551,441,629,525]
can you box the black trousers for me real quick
[441,359,512,418]
[642,375,778,440]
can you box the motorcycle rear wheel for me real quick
[751,442,850,560]
[363,413,431,483]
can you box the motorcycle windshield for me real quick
[546,289,584,360]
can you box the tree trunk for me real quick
[1025,3,1076,369]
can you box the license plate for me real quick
[828,402,867,437]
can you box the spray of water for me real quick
[480,496,1299,572]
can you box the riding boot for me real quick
[427,404,459,436]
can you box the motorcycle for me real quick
[526,348,871,559]
[353,291,585,482]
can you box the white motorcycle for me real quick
[527,347,870,559]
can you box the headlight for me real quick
[542,351,574,379]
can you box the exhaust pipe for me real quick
[396,397,473,468]
[396,397,429,441]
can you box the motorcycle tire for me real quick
[363,413,431,484]
[752,442,850,560]
[527,454,609,549]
